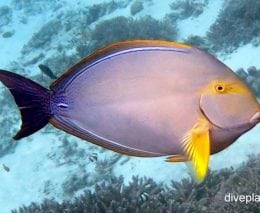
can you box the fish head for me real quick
[199,78,260,130]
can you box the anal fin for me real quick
[165,155,189,162]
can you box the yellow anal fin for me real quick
[165,155,189,162]
[182,119,210,182]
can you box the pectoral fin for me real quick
[182,119,210,182]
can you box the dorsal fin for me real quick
[50,40,192,89]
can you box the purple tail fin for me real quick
[0,70,52,140]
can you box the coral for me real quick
[41,52,79,80]
[0,6,12,28]
[169,0,208,20]
[84,0,130,25]
[130,1,144,16]
[236,66,260,98]
[184,35,212,53]
[21,20,63,55]
[44,136,122,196]
[19,1,133,66]
[12,155,260,213]
[207,0,260,53]
[62,173,91,196]
[11,0,57,14]
[83,0,133,25]
[86,4,107,25]
[78,15,178,58]
[22,53,45,66]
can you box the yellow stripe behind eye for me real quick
[200,81,249,95]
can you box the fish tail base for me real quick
[0,70,52,140]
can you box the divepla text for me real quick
[224,193,260,204]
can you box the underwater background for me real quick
[0,0,259,212]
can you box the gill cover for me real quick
[200,82,258,129]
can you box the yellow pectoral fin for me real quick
[182,120,210,182]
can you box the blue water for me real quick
[0,0,259,212]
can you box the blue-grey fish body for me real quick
[0,40,259,181]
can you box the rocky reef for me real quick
[12,154,259,213]
[207,0,260,53]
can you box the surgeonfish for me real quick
[38,64,57,79]
[0,40,259,182]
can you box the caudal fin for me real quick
[0,70,52,140]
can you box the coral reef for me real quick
[236,66,260,98]
[130,1,144,16]
[207,0,260,53]
[85,1,130,25]
[11,0,57,14]
[43,134,124,197]
[13,154,260,213]
[0,6,12,28]
[14,0,179,77]
[19,1,137,67]
[184,35,212,53]
[79,15,178,58]
[169,0,208,20]
[41,53,79,82]
[21,20,63,55]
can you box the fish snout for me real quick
[250,111,260,124]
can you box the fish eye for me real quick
[215,83,226,93]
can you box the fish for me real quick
[89,153,98,162]
[139,191,149,203]
[2,164,10,172]
[0,40,259,182]
[38,64,57,79]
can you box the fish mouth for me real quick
[250,111,260,124]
